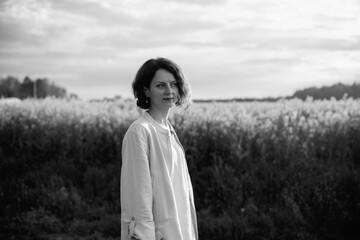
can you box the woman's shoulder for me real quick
[125,114,154,136]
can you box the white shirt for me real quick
[120,112,198,240]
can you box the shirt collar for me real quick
[143,111,174,136]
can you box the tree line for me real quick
[292,82,360,100]
[0,76,77,99]
[195,82,360,103]
[1,75,359,101]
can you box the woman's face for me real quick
[145,69,179,111]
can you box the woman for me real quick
[121,57,198,240]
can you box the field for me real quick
[1,97,360,240]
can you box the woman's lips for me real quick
[163,97,174,101]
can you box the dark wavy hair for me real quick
[132,57,192,109]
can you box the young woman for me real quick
[120,57,198,240]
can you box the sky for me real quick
[0,0,360,100]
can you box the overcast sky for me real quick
[1,0,360,100]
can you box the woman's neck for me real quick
[147,108,170,126]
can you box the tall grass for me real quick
[0,97,359,240]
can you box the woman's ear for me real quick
[144,87,150,97]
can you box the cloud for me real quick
[86,20,221,51]
[0,0,85,49]
[49,0,138,26]
[218,24,360,52]
[157,0,226,5]
[242,57,302,67]
[0,19,35,46]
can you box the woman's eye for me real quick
[156,82,177,88]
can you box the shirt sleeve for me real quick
[121,128,155,240]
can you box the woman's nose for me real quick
[165,84,173,93]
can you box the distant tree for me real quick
[35,78,49,98]
[0,76,20,97]
[350,83,360,98]
[0,76,68,99]
[48,81,67,98]
[69,93,79,99]
[19,76,35,98]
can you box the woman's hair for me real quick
[132,57,192,109]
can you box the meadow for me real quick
[0,97,359,240]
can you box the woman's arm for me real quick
[121,129,155,240]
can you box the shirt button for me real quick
[131,216,136,221]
